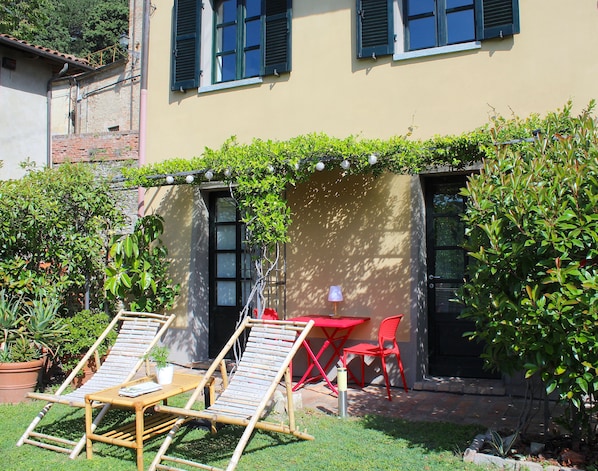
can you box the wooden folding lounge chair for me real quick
[17,309,175,458]
[149,317,315,471]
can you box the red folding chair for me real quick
[252,307,279,320]
[343,315,408,401]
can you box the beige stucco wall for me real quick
[144,0,598,378]
[145,0,598,160]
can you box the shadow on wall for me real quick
[143,184,208,364]
[288,170,412,341]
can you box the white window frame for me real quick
[392,0,481,62]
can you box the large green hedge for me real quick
[459,102,598,443]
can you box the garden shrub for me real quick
[0,163,126,312]
[459,102,598,443]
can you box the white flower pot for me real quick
[156,364,174,385]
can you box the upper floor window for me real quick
[405,0,475,51]
[172,0,292,92]
[357,0,520,59]
[215,0,262,83]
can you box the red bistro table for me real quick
[288,315,370,395]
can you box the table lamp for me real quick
[328,285,343,318]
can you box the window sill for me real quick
[198,77,263,94]
[393,41,481,62]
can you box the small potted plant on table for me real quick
[148,345,173,385]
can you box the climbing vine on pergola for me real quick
[121,107,572,316]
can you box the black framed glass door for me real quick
[425,176,498,378]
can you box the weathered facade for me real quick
[0,35,92,180]
[142,0,598,389]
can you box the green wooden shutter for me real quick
[171,0,200,91]
[262,0,292,76]
[356,0,393,59]
[475,0,520,40]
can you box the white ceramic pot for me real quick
[156,364,174,385]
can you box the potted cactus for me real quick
[0,290,66,403]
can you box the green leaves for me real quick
[105,215,179,312]
[458,101,598,443]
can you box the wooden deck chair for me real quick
[149,317,315,471]
[17,310,175,458]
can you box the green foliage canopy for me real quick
[458,102,598,440]
[0,0,51,42]
[0,164,125,311]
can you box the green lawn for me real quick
[1,396,487,471]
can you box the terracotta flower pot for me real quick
[0,358,44,404]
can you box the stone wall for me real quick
[52,131,140,230]
[52,131,138,163]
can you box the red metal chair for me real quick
[252,307,279,320]
[342,315,408,401]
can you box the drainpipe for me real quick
[46,63,69,168]
[137,0,151,217]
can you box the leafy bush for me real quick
[0,164,125,312]
[105,214,180,312]
[459,102,598,443]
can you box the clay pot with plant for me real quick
[0,290,66,403]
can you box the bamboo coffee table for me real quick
[85,372,214,471]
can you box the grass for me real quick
[1,394,488,471]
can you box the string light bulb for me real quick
[205,170,214,181]
[368,154,378,165]
[315,161,325,171]
[340,159,350,170]
[185,175,194,184]
[165,175,174,184]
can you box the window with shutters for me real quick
[356,0,519,61]
[172,0,292,92]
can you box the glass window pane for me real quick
[246,0,261,18]
[434,283,462,314]
[217,225,236,250]
[218,0,237,23]
[447,0,473,8]
[447,10,475,44]
[245,19,261,48]
[241,252,252,278]
[217,253,236,278]
[217,24,237,52]
[433,195,463,215]
[407,0,434,16]
[216,198,236,222]
[241,280,252,304]
[408,16,436,50]
[435,217,465,246]
[244,49,260,78]
[217,281,236,306]
[435,250,464,279]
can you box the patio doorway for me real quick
[425,176,499,378]
[208,193,253,357]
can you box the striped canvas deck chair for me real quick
[149,317,315,471]
[17,310,175,458]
